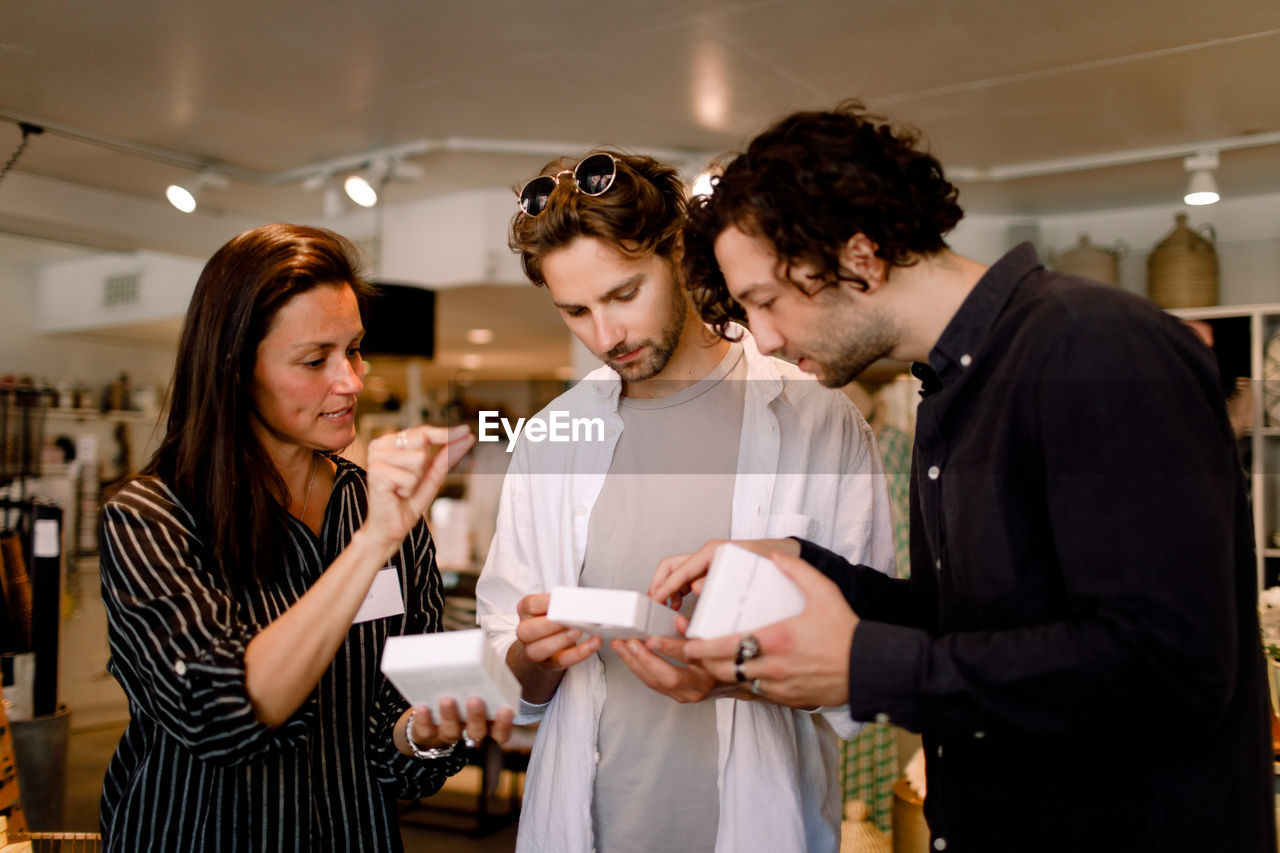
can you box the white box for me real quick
[547,586,681,639]
[685,543,806,638]
[380,628,521,718]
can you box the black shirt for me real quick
[99,456,466,851]
[800,244,1274,852]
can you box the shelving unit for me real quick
[1171,302,1280,591]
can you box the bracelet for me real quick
[404,708,456,759]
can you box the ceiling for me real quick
[2,0,1279,384]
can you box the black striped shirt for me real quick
[98,456,464,851]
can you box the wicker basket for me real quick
[1049,233,1126,287]
[1146,213,1218,308]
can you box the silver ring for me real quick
[395,429,410,449]
[735,661,747,683]
[735,634,761,665]
[462,732,480,749]
[750,678,764,696]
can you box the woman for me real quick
[98,224,513,851]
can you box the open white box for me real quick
[685,542,806,639]
[547,586,681,639]
[380,628,521,718]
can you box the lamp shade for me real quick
[1184,169,1220,205]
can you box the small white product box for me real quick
[546,586,681,639]
[380,628,521,718]
[685,543,806,639]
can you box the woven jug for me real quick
[841,800,892,853]
[1146,213,1218,308]
[1049,233,1127,287]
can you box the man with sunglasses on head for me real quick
[474,150,895,853]
[651,102,1275,853]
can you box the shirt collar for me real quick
[916,242,1043,393]
[583,323,783,412]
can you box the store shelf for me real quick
[1175,303,1280,592]
[45,408,161,425]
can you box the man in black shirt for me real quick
[653,101,1275,852]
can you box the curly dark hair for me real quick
[510,150,687,286]
[684,99,963,337]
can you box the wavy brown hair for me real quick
[684,100,963,336]
[143,224,373,593]
[510,150,687,286]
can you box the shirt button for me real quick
[959,354,972,367]
[928,466,940,480]
[874,713,889,724]
[935,558,942,571]
[174,660,187,676]
[576,505,589,516]
[934,839,948,851]
[974,731,986,739]
[936,745,943,758]
[594,751,601,764]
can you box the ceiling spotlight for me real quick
[165,184,197,213]
[164,170,228,213]
[459,353,484,370]
[1183,151,1220,206]
[341,156,425,208]
[465,328,494,345]
[344,173,379,208]
[344,157,394,208]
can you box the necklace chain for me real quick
[298,453,317,519]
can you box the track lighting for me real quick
[164,170,228,213]
[1183,151,1220,206]
[301,172,350,216]
[340,156,424,208]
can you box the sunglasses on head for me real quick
[517,152,618,216]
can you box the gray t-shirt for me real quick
[580,343,746,853]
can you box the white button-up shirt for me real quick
[476,329,896,853]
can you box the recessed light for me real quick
[466,328,494,345]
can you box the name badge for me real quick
[353,567,406,625]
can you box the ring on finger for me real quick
[735,661,747,683]
[750,678,764,696]
[462,731,480,750]
[395,429,410,449]
[735,634,761,665]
